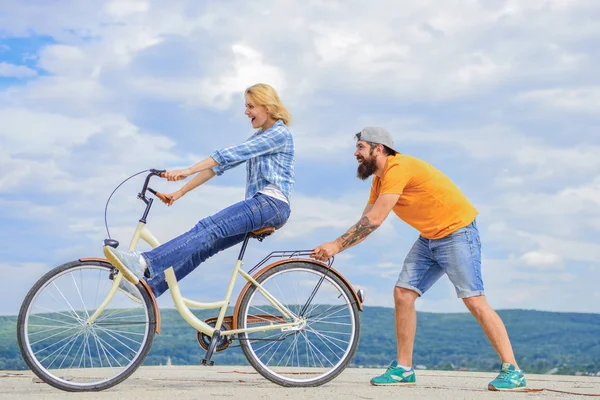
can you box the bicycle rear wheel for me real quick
[17,259,156,392]
[237,261,360,387]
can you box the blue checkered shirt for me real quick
[211,120,295,201]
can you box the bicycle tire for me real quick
[17,259,156,392]
[237,261,360,387]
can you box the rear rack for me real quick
[248,250,334,274]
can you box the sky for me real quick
[1,0,599,316]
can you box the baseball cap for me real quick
[355,127,397,153]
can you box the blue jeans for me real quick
[142,193,290,298]
[396,219,484,298]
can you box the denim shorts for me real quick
[396,219,484,298]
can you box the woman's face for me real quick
[245,96,274,130]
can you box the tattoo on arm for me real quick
[339,216,379,249]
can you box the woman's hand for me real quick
[164,190,185,206]
[164,168,192,182]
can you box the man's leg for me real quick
[436,219,526,390]
[394,287,419,366]
[463,295,517,367]
[370,236,443,386]
[464,295,526,390]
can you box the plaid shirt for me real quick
[211,120,295,200]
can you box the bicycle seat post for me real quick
[237,234,251,262]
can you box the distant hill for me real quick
[3,308,600,375]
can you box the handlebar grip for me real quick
[155,192,170,205]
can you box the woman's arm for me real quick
[165,156,219,181]
[164,168,216,206]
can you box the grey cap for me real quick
[355,127,397,152]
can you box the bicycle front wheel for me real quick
[17,259,156,392]
[237,261,360,387]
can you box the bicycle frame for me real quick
[94,220,302,338]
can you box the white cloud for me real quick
[2,0,600,316]
[0,62,36,78]
[0,262,50,315]
[520,251,563,268]
[130,44,286,109]
[0,107,100,156]
[516,87,600,114]
[105,0,149,18]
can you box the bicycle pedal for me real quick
[201,359,215,366]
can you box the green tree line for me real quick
[3,308,599,375]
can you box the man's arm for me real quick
[311,193,400,261]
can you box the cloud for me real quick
[130,44,286,110]
[0,62,37,78]
[2,0,600,316]
[516,87,600,114]
[520,251,563,268]
[0,262,50,315]
[105,0,149,18]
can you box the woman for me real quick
[106,83,294,298]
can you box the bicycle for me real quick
[17,169,364,392]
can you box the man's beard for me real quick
[357,157,377,180]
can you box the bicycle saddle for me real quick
[249,227,275,241]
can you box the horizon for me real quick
[3,305,600,317]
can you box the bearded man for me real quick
[311,127,526,391]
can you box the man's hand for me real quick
[164,168,192,181]
[310,241,342,262]
[164,190,185,206]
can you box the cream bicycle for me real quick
[17,169,364,392]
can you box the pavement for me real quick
[2,366,600,399]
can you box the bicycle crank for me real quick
[197,319,233,353]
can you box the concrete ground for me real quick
[2,366,600,399]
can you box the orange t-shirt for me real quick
[368,154,478,239]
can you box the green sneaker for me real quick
[488,363,526,391]
[370,361,416,386]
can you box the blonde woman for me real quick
[106,83,294,298]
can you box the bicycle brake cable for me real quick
[104,169,150,239]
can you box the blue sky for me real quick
[1,0,599,315]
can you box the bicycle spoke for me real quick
[73,270,91,321]
[302,330,325,368]
[254,335,283,358]
[35,328,82,358]
[306,326,348,352]
[32,305,79,322]
[93,325,142,355]
[30,325,80,347]
[39,329,82,366]
[57,330,83,370]
[307,304,351,322]
[19,262,153,390]
[241,263,358,385]
[247,305,284,321]
[51,281,84,323]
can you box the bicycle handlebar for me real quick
[140,169,169,205]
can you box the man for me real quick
[311,127,526,391]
